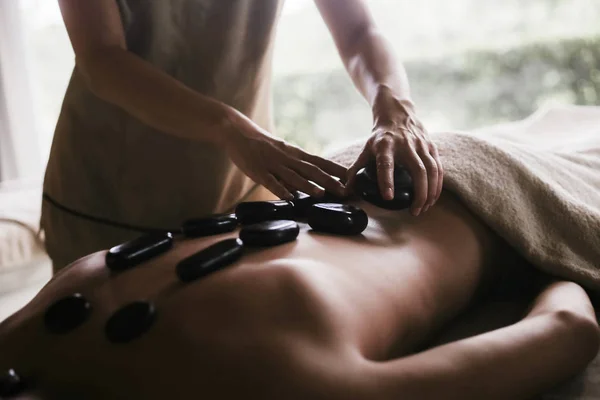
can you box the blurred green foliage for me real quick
[273,36,600,153]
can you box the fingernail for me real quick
[386,188,394,200]
[412,208,421,216]
[423,205,430,213]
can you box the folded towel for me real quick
[328,106,600,290]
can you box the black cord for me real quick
[42,193,181,235]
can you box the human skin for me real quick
[0,193,598,399]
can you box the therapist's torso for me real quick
[42,0,283,267]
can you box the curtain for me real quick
[0,0,42,182]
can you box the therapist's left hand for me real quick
[346,88,443,216]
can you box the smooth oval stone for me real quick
[0,369,26,397]
[181,214,238,238]
[292,191,347,219]
[239,220,300,247]
[176,238,244,283]
[365,161,413,189]
[44,293,92,334]
[355,168,413,210]
[105,301,156,344]
[105,232,173,271]
[361,189,412,210]
[235,201,295,225]
[307,203,368,235]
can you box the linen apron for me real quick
[41,0,283,271]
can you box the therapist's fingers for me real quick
[296,149,348,182]
[427,143,443,202]
[418,144,439,213]
[373,137,396,201]
[403,146,428,216]
[280,145,346,196]
[276,166,324,198]
[263,173,294,200]
[287,158,345,197]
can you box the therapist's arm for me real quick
[56,0,348,199]
[58,0,234,146]
[314,0,443,215]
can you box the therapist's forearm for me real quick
[341,29,414,121]
[77,47,235,147]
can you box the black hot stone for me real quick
[292,191,319,219]
[239,220,300,247]
[292,191,347,219]
[320,190,346,203]
[105,301,156,344]
[355,168,413,210]
[235,200,295,225]
[44,293,92,334]
[176,238,244,283]
[0,369,26,397]
[181,214,238,238]
[307,203,368,236]
[365,161,413,189]
[105,232,173,271]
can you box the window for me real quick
[8,0,600,173]
[273,0,600,154]
[19,0,74,166]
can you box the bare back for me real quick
[0,193,513,399]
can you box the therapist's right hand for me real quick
[223,108,347,201]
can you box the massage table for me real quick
[1,105,600,399]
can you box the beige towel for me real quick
[329,106,600,290]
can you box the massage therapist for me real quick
[41,0,443,270]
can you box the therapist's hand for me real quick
[223,108,347,201]
[346,88,443,216]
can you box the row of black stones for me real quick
[3,169,413,397]
[43,195,370,336]
[40,201,366,333]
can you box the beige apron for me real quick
[42,0,283,270]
